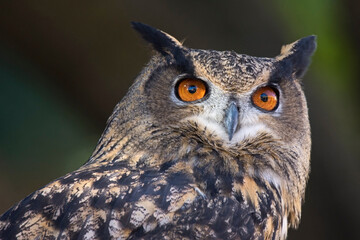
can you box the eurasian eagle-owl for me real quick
[0,22,316,239]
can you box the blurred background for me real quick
[0,0,359,239]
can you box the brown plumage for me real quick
[0,22,316,239]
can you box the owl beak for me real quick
[224,102,239,141]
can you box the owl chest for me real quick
[152,152,285,239]
[164,170,284,240]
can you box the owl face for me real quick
[142,48,310,150]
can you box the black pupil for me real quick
[188,85,197,94]
[260,93,268,102]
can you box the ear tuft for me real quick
[131,22,183,57]
[276,35,317,78]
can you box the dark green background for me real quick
[0,1,359,239]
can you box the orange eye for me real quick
[252,86,278,111]
[177,78,207,102]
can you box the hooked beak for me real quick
[224,102,239,141]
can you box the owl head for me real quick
[125,23,315,153]
[91,22,316,227]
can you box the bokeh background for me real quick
[0,1,359,239]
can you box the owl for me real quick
[0,22,316,239]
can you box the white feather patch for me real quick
[185,114,270,145]
[231,123,268,144]
[281,216,288,239]
[259,169,283,192]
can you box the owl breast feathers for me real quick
[0,22,316,240]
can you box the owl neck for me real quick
[86,99,304,229]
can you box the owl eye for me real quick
[252,86,279,111]
[176,78,207,102]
